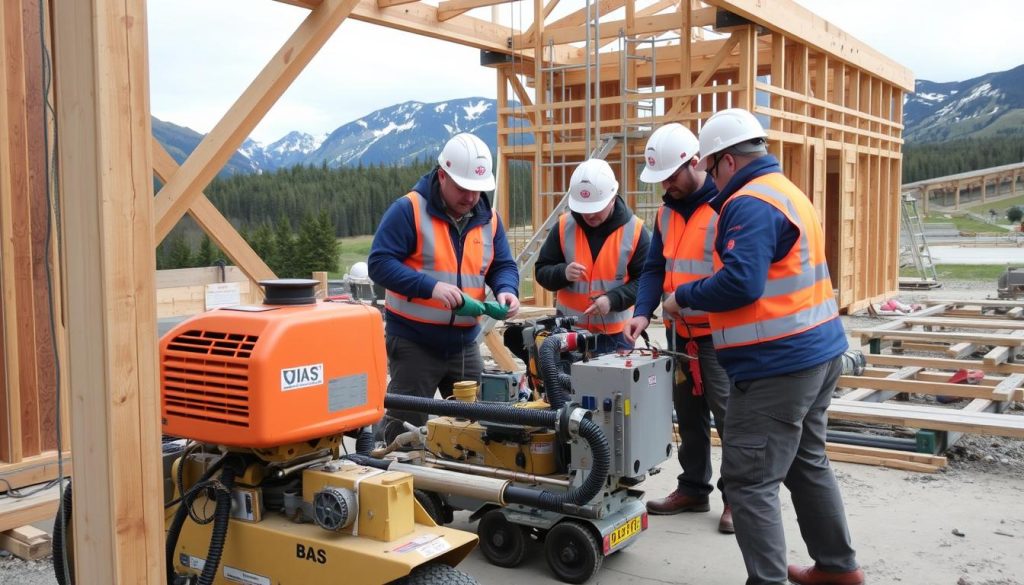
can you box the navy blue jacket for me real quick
[368,168,520,356]
[633,175,718,324]
[675,156,847,381]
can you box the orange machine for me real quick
[160,281,387,448]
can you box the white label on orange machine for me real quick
[280,363,324,391]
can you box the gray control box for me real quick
[569,353,673,480]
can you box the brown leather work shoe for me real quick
[645,490,710,515]
[787,564,865,585]
[717,504,734,534]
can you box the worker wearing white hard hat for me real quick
[624,122,734,534]
[676,108,861,585]
[535,159,650,348]
[368,132,520,444]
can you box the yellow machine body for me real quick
[169,460,477,585]
[425,416,557,475]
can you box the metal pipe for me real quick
[390,462,510,504]
[422,456,570,488]
[271,453,335,479]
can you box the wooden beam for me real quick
[853,329,1024,347]
[53,0,166,581]
[666,33,740,118]
[376,0,419,6]
[515,0,559,49]
[437,0,511,22]
[483,330,519,372]
[829,399,1024,439]
[0,525,52,560]
[151,141,275,284]
[837,376,1022,402]
[703,0,914,91]
[153,0,359,242]
[0,483,60,533]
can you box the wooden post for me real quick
[313,271,329,299]
[52,0,166,582]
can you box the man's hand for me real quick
[662,293,684,321]
[564,262,588,282]
[583,295,611,317]
[432,282,464,309]
[497,292,520,319]
[623,316,650,345]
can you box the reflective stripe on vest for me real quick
[660,204,717,338]
[708,174,838,349]
[385,192,496,327]
[555,213,642,334]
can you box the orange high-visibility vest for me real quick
[555,213,643,334]
[659,203,718,339]
[384,192,497,327]
[708,173,839,349]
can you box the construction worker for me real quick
[622,123,734,534]
[670,108,860,585]
[368,133,521,443]
[535,158,650,349]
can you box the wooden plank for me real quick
[926,299,1024,309]
[483,330,519,372]
[828,399,1024,439]
[841,366,920,402]
[837,376,1021,402]
[437,0,511,22]
[865,353,1024,375]
[901,317,1024,330]
[153,0,359,242]
[52,0,165,581]
[853,329,1024,346]
[946,342,976,359]
[983,345,1011,366]
[0,483,59,533]
[703,0,913,90]
[155,266,251,289]
[992,373,1024,401]
[825,452,941,473]
[0,452,72,491]
[0,0,17,464]
[0,525,52,560]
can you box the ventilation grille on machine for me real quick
[163,329,258,427]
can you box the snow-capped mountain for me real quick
[153,97,522,175]
[904,64,1024,143]
[305,97,502,168]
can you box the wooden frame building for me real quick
[0,1,910,581]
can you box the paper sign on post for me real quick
[205,282,242,310]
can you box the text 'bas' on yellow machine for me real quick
[161,279,478,585]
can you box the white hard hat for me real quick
[568,159,619,214]
[437,133,495,192]
[697,108,768,167]
[639,123,700,184]
[349,261,368,280]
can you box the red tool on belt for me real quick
[686,338,703,396]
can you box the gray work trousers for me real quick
[380,335,483,444]
[722,355,857,585]
[673,335,731,501]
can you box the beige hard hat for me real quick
[568,159,619,214]
[437,133,495,192]
[639,123,700,183]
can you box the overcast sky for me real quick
[147,0,1022,144]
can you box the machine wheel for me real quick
[545,520,602,584]
[415,489,448,525]
[390,562,478,585]
[477,509,528,568]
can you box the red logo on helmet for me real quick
[475,166,486,176]
[446,161,452,168]
[680,152,688,159]
[647,156,656,166]
[579,190,591,199]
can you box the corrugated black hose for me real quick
[52,481,74,585]
[165,455,244,584]
[355,426,375,456]
[382,394,610,512]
